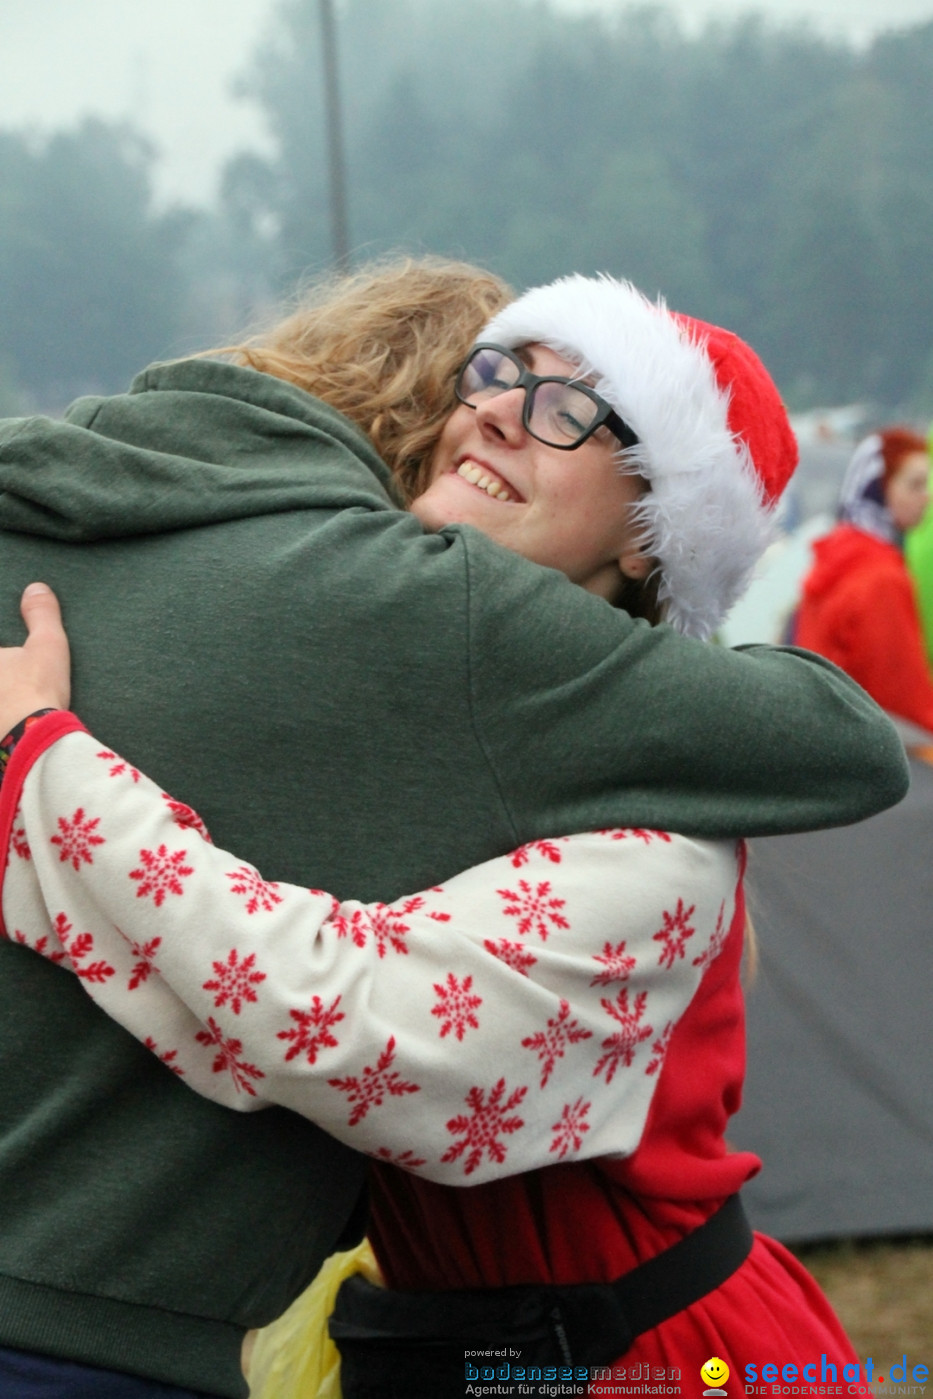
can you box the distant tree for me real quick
[175,160,280,351]
[761,77,893,405]
[221,0,933,409]
[4,0,927,415]
[863,22,933,410]
[229,0,574,281]
[451,10,711,296]
[0,120,189,407]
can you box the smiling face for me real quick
[886,450,931,533]
[410,343,650,602]
[701,1358,730,1387]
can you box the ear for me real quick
[618,543,653,582]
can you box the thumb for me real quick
[0,582,72,723]
[20,581,66,641]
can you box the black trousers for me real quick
[0,1345,216,1399]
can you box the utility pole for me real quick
[319,0,350,273]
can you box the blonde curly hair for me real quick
[208,256,512,504]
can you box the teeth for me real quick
[457,463,514,501]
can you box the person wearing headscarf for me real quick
[796,426,933,731]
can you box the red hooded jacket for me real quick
[797,522,933,732]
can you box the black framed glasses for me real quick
[455,343,639,451]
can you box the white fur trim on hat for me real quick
[480,275,795,639]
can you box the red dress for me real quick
[367,883,865,1394]
[797,523,933,732]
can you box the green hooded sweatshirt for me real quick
[0,360,908,1395]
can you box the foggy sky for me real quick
[2,0,932,207]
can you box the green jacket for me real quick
[0,360,908,1395]
[906,504,933,670]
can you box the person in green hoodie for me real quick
[0,259,908,1399]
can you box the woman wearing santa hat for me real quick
[0,274,878,1397]
[796,425,933,731]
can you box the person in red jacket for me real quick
[796,426,933,731]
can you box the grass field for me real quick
[795,1238,933,1358]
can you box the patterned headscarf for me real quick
[837,433,901,546]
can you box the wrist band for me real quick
[0,709,60,785]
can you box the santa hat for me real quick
[480,274,797,639]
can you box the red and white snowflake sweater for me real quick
[0,715,863,1381]
[3,713,740,1183]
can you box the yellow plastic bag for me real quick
[245,1239,382,1399]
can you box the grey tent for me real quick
[731,748,933,1242]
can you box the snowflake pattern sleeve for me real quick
[0,726,740,1185]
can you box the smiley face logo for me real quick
[701,1357,730,1391]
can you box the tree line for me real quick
[2,0,932,419]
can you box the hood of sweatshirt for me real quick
[0,359,401,541]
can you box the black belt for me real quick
[330,1193,753,1386]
